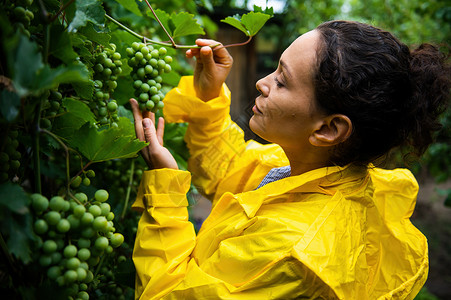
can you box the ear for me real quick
[309,114,352,147]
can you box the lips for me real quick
[253,100,263,115]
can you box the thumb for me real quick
[142,118,159,149]
[199,46,215,68]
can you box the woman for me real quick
[130,20,450,299]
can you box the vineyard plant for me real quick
[0,0,271,299]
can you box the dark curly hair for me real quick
[314,20,451,167]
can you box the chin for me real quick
[249,118,265,140]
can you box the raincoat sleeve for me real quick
[132,168,337,300]
[163,76,288,202]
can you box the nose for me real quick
[256,76,269,97]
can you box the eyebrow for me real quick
[279,59,292,80]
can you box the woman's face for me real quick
[250,30,324,150]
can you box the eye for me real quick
[274,76,284,88]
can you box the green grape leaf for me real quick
[0,90,20,122]
[221,14,247,35]
[171,11,205,38]
[253,5,274,17]
[0,182,34,263]
[112,76,135,106]
[49,23,78,64]
[78,22,111,46]
[8,34,89,97]
[147,9,171,34]
[221,11,272,37]
[72,80,95,100]
[113,0,142,16]
[68,0,106,33]
[68,118,147,162]
[147,9,204,39]
[0,182,30,214]
[52,98,96,140]
[71,35,93,58]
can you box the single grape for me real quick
[56,218,71,233]
[42,240,57,254]
[82,177,91,186]
[64,245,78,258]
[31,193,49,213]
[110,233,124,248]
[107,101,118,112]
[66,257,81,270]
[74,204,87,216]
[39,255,53,267]
[94,189,109,202]
[77,248,91,261]
[45,211,61,226]
[64,270,78,284]
[92,216,108,231]
[86,170,95,178]
[76,267,87,281]
[77,238,91,249]
[67,214,81,229]
[88,205,101,217]
[94,236,109,251]
[47,265,62,280]
[71,176,82,188]
[51,251,62,264]
[164,55,173,64]
[49,196,66,212]
[80,212,94,225]
[81,227,95,239]
[34,219,48,235]
[99,203,111,216]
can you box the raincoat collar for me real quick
[236,164,368,218]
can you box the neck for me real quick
[282,146,331,176]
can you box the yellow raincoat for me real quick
[132,76,428,299]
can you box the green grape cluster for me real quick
[40,90,64,130]
[4,0,35,38]
[0,128,21,183]
[102,159,144,197]
[91,44,123,127]
[126,42,173,112]
[31,190,124,299]
[70,169,96,189]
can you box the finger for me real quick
[186,48,200,59]
[142,118,160,150]
[150,112,155,126]
[129,99,144,142]
[156,117,165,146]
[130,99,151,164]
[196,39,232,67]
[195,39,220,47]
[143,109,151,120]
[199,46,216,69]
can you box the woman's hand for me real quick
[186,39,233,101]
[130,99,178,170]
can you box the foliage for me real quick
[0,0,271,299]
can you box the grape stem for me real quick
[143,0,176,48]
[104,14,252,50]
[39,128,86,204]
[33,99,43,194]
[39,128,71,187]
[121,159,135,220]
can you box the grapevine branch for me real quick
[121,159,135,220]
[143,0,176,48]
[39,128,84,204]
[105,6,253,50]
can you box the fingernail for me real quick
[142,119,150,128]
